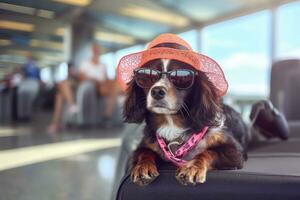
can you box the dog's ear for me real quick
[123,80,147,123]
[188,72,222,131]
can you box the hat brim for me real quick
[117,47,228,97]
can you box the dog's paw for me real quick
[130,162,159,186]
[176,162,207,185]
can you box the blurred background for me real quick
[0,0,299,200]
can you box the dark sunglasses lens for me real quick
[135,69,160,88]
[169,70,194,89]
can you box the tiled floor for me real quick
[0,112,124,200]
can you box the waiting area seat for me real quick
[270,59,300,121]
[0,78,39,122]
[65,80,123,127]
[17,78,39,120]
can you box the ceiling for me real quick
[0,0,296,72]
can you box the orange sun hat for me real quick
[116,33,228,97]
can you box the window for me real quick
[202,11,272,97]
[115,45,144,62]
[101,53,116,80]
[276,1,300,59]
[103,45,144,80]
[178,30,199,51]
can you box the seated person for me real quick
[48,43,118,133]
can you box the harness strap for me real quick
[156,126,209,167]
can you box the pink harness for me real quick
[156,126,209,167]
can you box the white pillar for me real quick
[63,25,72,62]
[196,28,202,53]
[270,6,278,62]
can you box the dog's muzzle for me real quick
[151,86,166,100]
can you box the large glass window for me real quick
[101,53,116,80]
[276,1,300,59]
[202,11,271,97]
[103,45,144,80]
[115,45,144,62]
[179,30,199,51]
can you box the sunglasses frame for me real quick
[134,68,198,90]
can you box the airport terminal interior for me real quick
[0,0,300,200]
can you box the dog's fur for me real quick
[124,47,250,186]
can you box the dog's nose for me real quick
[151,86,166,100]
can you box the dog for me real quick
[123,55,250,186]
[116,34,251,186]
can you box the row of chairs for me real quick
[0,80,123,127]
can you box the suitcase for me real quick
[114,123,300,200]
[116,161,300,200]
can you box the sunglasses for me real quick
[134,68,198,89]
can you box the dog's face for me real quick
[140,59,194,115]
[124,57,221,131]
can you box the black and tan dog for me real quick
[123,57,249,186]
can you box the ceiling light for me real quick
[44,55,64,61]
[0,39,11,46]
[0,2,35,15]
[52,0,91,6]
[30,39,63,50]
[120,5,189,27]
[0,20,35,32]
[95,32,135,45]
[0,54,27,64]
[8,50,31,56]
[36,9,55,19]
[0,2,55,19]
